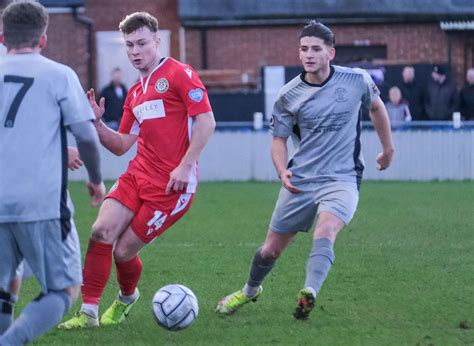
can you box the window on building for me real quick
[333,45,387,65]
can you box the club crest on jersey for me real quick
[334,87,348,103]
[188,88,203,102]
[155,78,169,93]
[184,67,193,79]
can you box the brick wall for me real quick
[42,14,90,88]
[185,22,469,86]
[40,1,470,90]
[85,0,180,58]
[42,0,180,89]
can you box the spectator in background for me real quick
[99,67,127,130]
[398,65,425,120]
[385,86,412,127]
[424,65,458,120]
[460,68,474,120]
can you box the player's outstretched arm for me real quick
[94,120,138,156]
[166,111,216,194]
[87,88,138,156]
[271,136,301,193]
[369,97,395,171]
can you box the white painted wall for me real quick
[68,129,474,182]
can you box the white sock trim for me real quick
[81,303,99,318]
[305,287,317,298]
[243,284,259,298]
[118,289,139,305]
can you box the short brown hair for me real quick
[2,1,48,49]
[119,12,158,35]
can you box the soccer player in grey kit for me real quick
[216,21,394,319]
[0,1,105,343]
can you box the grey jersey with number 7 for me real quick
[270,65,380,188]
[0,53,94,222]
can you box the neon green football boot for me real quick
[215,286,262,315]
[293,288,316,320]
[100,290,140,326]
[57,311,99,330]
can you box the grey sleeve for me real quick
[270,97,293,138]
[360,69,380,108]
[68,121,102,184]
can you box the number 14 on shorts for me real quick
[147,211,167,236]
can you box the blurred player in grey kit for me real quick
[0,1,105,344]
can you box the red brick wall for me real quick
[40,1,470,89]
[85,0,180,58]
[42,14,90,88]
[333,23,447,63]
[41,0,180,89]
[185,22,468,85]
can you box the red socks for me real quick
[116,256,143,296]
[81,240,143,304]
[82,240,113,305]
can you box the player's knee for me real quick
[314,221,342,240]
[113,245,134,263]
[91,221,114,242]
[260,246,281,260]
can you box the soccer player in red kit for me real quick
[59,12,215,329]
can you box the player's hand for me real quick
[67,147,83,170]
[166,163,192,194]
[280,169,301,193]
[376,149,394,171]
[86,88,105,122]
[87,181,106,208]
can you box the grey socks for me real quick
[0,291,16,335]
[244,248,276,296]
[0,290,70,345]
[304,238,335,296]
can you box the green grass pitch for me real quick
[17,181,474,345]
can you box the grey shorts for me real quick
[0,218,82,293]
[269,181,359,233]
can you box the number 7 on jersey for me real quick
[3,75,34,128]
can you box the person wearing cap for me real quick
[424,65,458,120]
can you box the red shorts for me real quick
[106,171,194,244]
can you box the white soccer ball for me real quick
[152,284,199,331]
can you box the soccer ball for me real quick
[152,284,199,331]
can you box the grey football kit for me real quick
[0,52,101,344]
[270,65,380,231]
[0,52,99,290]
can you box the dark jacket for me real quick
[460,84,474,120]
[424,78,458,120]
[399,81,425,120]
[99,83,128,123]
